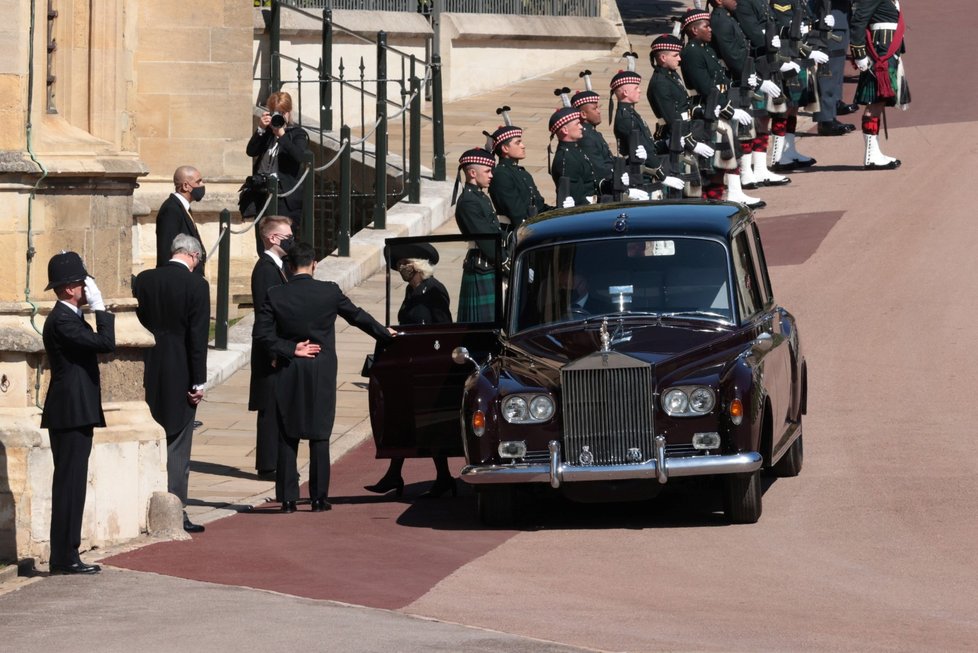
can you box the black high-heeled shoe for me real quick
[363,476,405,497]
[419,476,457,499]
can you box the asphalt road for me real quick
[3,3,977,652]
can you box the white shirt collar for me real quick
[264,249,284,269]
[170,258,192,270]
[171,192,191,212]
[58,300,82,316]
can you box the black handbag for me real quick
[360,354,374,378]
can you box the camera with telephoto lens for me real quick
[270,112,286,129]
[248,172,270,191]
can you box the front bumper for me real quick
[460,436,762,489]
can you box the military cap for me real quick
[548,107,582,135]
[651,34,684,53]
[458,147,496,168]
[681,8,711,32]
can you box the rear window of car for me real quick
[511,237,733,332]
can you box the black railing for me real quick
[256,0,601,17]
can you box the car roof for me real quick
[516,200,751,251]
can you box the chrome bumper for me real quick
[460,437,762,488]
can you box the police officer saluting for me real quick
[41,252,115,574]
[486,106,552,235]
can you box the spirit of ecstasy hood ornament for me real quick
[600,317,611,352]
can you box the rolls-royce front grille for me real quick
[560,356,655,466]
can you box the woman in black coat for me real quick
[243,91,310,252]
[364,243,457,498]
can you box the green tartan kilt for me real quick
[786,67,818,108]
[457,269,496,323]
[855,52,911,107]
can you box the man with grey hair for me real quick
[156,165,206,274]
[134,233,210,533]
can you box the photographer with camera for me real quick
[242,91,310,255]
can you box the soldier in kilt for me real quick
[486,108,553,235]
[647,34,716,198]
[453,148,504,323]
[731,0,792,187]
[572,72,616,183]
[850,0,908,169]
[766,0,826,172]
[680,8,765,207]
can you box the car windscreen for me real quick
[511,237,733,332]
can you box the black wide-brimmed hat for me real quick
[387,242,439,268]
[45,251,89,290]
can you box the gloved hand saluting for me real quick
[693,142,715,158]
[84,276,105,312]
[634,145,647,162]
[760,79,782,98]
[562,196,575,208]
[662,176,685,191]
[732,108,753,126]
[808,50,829,65]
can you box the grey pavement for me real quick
[0,570,597,653]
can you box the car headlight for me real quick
[502,394,555,423]
[661,386,716,417]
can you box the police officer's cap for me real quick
[45,251,90,290]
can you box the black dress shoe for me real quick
[363,475,405,497]
[281,500,297,513]
[841,122,856,132]
[419,477,458,499]
[50,562,101,575]
[310,499,332,512]
[817,121,849,136]
[837,101,859,116]
[183,518,205,534]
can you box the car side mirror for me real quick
[452,346,478,369]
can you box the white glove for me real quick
[732,108,753,126]
[84,276,105,312]
[620,172,630,186]
[824,14,836,28]
[780,61,801,74]
[634,145,647,162]
[808,50,829,65]
[693,142,715,158]
[713,104,721,119]
[586,196,597,204]
[627,188,650,201]
[561,196,575,208]
[855,56,870,71]
[748,73,759,88]
[800,23,810,35]
[662,176,685,191]
[759,79,782,98]
[770,35,781,49]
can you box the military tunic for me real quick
[488,157,551,232]
[578,122,615,181]
[454,184,502,323]
[551,142,602,206]
[850,0,909,107]
[734,0,770,53]
[680,40,735,117]
[612,102,667,178]
[711,5,751,80]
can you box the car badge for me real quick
[614,212,628,233]
[433,340,440,351]
[579,445,594,466]
[627,447,642,463]
[599,318,611,353]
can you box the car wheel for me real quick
[772,430,803,477]
[478,486,516,527]
[723,470,762,524]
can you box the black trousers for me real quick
[276,416,330,503]
[255,398,279,473]
[166,417,195,504]
[49,427,94,566]
[813,10,850,123]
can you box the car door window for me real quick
[748,223,774,306]
[731,232,762,322]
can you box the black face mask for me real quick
[279,236,295,253]
[190,185,206,202]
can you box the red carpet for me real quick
[104,442,515,609]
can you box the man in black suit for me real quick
[134,233,210,533]
[254,242,395,513]
[249,215,294,478]
[41,252,115,575]
[155,165,206,275]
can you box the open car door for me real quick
[367,234,503,459]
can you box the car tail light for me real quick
[472,410,486,437]
[729,398,744,425]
